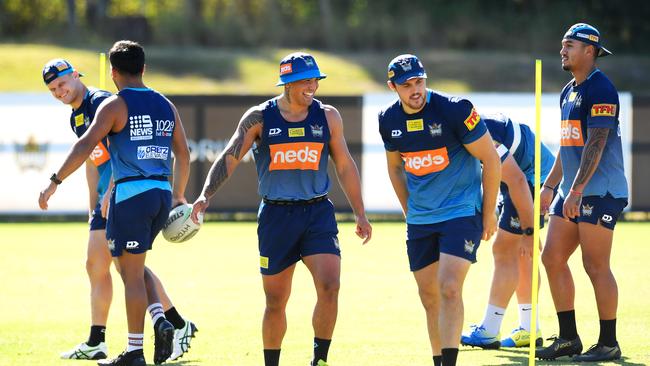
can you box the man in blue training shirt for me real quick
[191,52,372,366]
[536,23,628,362]
[461,113,554,349]
[39,40,191,366]
[378,54,501,366]
[42,58,197,363]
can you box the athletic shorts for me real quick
[498,183,545,235]
[406,211,483,272]
[89,202,107,231]
[106,188,171,257]
[257,198,339,275]
[549,193,627,230]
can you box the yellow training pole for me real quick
[99,52,106,90]
[529,59,542,365]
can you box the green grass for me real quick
[1,221,648,365]
[4,43,650,95]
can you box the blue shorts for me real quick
[106,188,171,257]
[257,198,339,275]
[406,212,483,271]
[89,203,107,231]
[498,183,545,234]
[550,193,627,230]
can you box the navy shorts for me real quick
[257,198,339,275]
[550,193,627,230]
[106,188,171,257]
[406,212,483,272]
[89,202,107,231]
[498,183,545,234]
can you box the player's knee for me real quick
[582,258,610,279]
[438,279,462,301]
[265,291,290,311]
[86,257,110,278]
[417,287,438,311]
[317,277,340,298]
[541,247,559,269]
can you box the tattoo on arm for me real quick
[203,110,262,198]
[575,127,609,186]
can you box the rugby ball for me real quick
[162,204,203,243]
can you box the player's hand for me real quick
[38,182,57,210]
[191,196,209,225]
[355,214,372,244]
[100,190,111,218]
[172,196,188,208]
[540,186,555,215]
[482,211,497,241]
[562,190,582,219]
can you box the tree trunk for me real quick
[66,0,76,33]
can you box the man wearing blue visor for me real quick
[192,52,372,366]
[536,23,627,362]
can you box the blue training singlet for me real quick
[108,88,175,202]
[558,69,628,199]
[378,89,486,225]
[483,112,554,185]
[253,97,331,201]
[70,88,112,202]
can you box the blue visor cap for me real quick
[388,54,427,84]
[42,59,83,84]
[276,52,327,86]
[563,23,612,57]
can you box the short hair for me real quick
[109,40,145,76]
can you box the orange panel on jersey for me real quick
[269,142,324,171]
[89,141,110,166]
[560,120,585,147]
[401,148,449,176]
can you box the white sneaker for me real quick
[168,319,198,361]
[60,341,108,360]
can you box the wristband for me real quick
[50,173,62,185]
[570,189,582,196]
[543,184,555,190]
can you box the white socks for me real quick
[147,303,165,325]
[518,303,540,332]
[481,304,506,335]
[126,333,143,352]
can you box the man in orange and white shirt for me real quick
[377,54,501,366]
[191,52,372,366]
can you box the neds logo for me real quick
[269,142,323,171]
[560,120,584,146]
[401,148,449,176]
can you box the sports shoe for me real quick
[501,327,543,348]
[153,318,174,364]
[60,341,108,360]
[572,343,621,362]
[310,360,329,366]
[460,324,501,349]
[168,319,198,361]
[97,350,145,366]
[535,335,583,360]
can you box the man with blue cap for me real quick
[191,51,372,366]
[536,23,627,362]
[378,54,501,366]
[41,57,198,364]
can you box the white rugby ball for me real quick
[162,204,203,243]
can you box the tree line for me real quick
[1,0,647,53]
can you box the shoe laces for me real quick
[545,334,559,342]
[583,343,602,354]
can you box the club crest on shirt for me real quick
[428,123,442,137]
[310,124,323,138]
[510,216,521,229]
[582,204,594,216]
[464,239,475,254]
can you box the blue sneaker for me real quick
[460,324,500,349]
[501,327,543,348]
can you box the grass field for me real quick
[1,221,648,365]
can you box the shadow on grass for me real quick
[474,348,646,366]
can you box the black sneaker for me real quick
[535,335,583,360]
[573,343,622,362]
[153,318,175,364]
[97,350,146,366]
